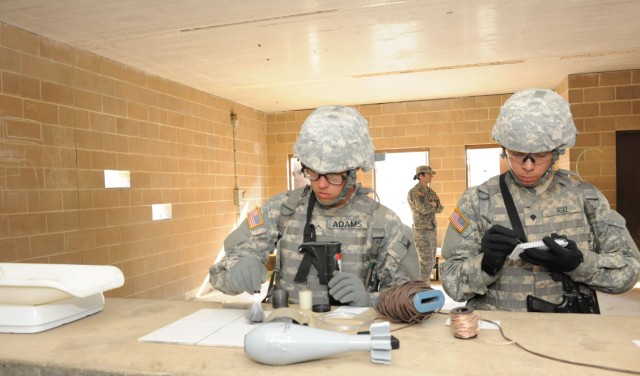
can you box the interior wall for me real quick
[2,22,637,301]
[564,70,640,208]
[267,70,640,244]
[0,23,269,300]
[267,95,508,245]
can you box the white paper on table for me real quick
[138,308,270,348]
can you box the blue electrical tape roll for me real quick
[413,289,445,313]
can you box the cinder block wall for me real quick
[2,22,638,300]
[0,24,269,300]
[267,96,507,245]
[561,70,640,207]
[267,72,640,245]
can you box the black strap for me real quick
[262,269,277,304]
[499,173,527,243]
[294,193,317,283]
[263,191,316,303]
[303,192,316,243]
[294,244,318,283]
[265,190,319,302]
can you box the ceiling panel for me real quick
[1,0,639,112]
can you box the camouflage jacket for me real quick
[407,183,443,230]
[209,185,417,306]
[440,171,640,311]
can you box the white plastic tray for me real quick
[0,263,125,333]
[0,263,125,305]
[0,293,106,333]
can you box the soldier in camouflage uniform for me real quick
[407,166,444,282]
[210,106,419,307]
[441,88,640,311]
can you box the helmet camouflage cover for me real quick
[415,166,435,175]
[293,105,375,173]
[414,166,435,180]
[492,88,577,153]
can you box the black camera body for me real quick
[526,273,600,314]
[526,290,600,314]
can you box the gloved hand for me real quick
[328,273,370,307]
[480,225,521,276]
[228,255,267,294]
[520,234,583,272]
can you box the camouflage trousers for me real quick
[413,228,438,281]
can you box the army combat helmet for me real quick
[492,88,577,155]
[293,105,375,174]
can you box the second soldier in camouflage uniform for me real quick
[407,166,444,282]
[441,88,640,311]
[210,106,419,307]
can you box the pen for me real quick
[335,252,342,272]
[481,215,522,243]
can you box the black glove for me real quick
[480,225,521,276]
[228,255,267,294]
[520,234,583,272]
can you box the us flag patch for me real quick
[449,208,469,233]
[247,207,264,229]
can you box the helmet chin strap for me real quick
[316,169,358,207]
[540,150,561,182]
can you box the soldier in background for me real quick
[209,106,419,307]
[407,166,444,283]
[441,88,640,311]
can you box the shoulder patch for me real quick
[449,208,469,233]
[247,207,264,229]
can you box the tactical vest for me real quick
[273,186,390,305]
[473,171,599,311]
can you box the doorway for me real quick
[616,131,640,247]
[466,146,503,188]
[289,151,429,227]
[373,150,428,227]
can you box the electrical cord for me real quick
[482,318,640,375]
[433,311,640,375]
[375,281,639,374]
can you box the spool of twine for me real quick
[375,280,435,324]
[449,306,480,339]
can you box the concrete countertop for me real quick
[0,298,638,375]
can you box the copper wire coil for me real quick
[449,306,480,339]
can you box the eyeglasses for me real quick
[302,168,347,185]
[505,149,555,165]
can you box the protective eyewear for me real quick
[505,149,554,165]
[302,168,347,185]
